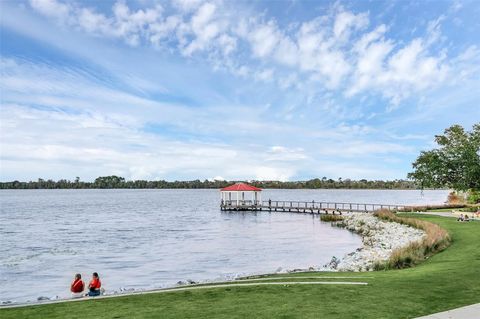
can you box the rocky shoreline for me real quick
[2,212,426,306]
[322,213,426,272]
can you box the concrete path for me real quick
[418,211,455,218]
[415,211,480,221]
[415,303,480,319]
[0,280,368,309]
[403,211,456,218]
[237,276,372,281]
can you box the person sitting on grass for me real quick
[87,272,102,296]
[457,214,464,222]
[464,214,470,222]
[70,273,84,298]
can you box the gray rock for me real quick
[334,213,426,272]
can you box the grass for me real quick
[319,214,344,222]
[373,210,451,270]
[2,214,480,319]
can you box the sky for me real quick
[0,0,479,182]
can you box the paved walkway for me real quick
[415,211,480,221]
[403,211,457,218]
[237,276,372,281]
[0,280,368,309]
[418,211,455,218]
[416,303,480,319]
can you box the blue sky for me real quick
[0,0,479,182]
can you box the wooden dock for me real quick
[220,200,406,214]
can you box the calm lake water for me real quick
[0,189,448,303]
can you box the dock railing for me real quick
[221,199,406,213]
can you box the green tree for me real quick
[94,176,126,188]
[408,123,480,192]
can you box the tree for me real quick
[94,176,126,188]
[408,123,480,192]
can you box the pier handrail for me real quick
[221,199,407,212]
[259,200,405,208]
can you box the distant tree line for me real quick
[0,175,420,190]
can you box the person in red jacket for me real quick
[70,273,84,298]
[87,272,102,296]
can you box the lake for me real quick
[0,189,449,303]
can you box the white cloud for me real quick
[254,68,274,82]
[3,1,478,182]
[348,25,393,95]
[254,166,295,182]
[25,1,474,108]
[333,10,369,41]
[77,7,113,35]
[217,34,237,55]
[278,73,298,89]
[29,0,71,21]
[266,146,307,161]
[149,15,182,45]
[348,19,450,108]
[248,20,281,58]
[0,55,423,181]
[182,2,221,55]
[209,176,225,181]
[296,17,351,88]
[172,0,203,13]
[274,37,298,66]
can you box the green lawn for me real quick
[2,214,479,319]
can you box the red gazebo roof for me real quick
[221,182,262,192]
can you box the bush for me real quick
[447,191,465,204]
[373,210,451,270]
[467,190,480,204]
[320,214,344,222]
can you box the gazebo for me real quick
[220,182,262,209]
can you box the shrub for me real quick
[467,190,480,204]
[447,191,465,204]
[320,214,344,222]
[373,209,451,270]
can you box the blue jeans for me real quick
[88,289,100,296]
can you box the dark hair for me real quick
[75,273,81,279]
[93,272,99,278]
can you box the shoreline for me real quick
[322,213,426,272]
[1,212,425,308]
[2,213,478,319]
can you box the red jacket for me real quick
[89,278,101,290]
[71,279,84,293]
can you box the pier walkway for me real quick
[220,200,406,214]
